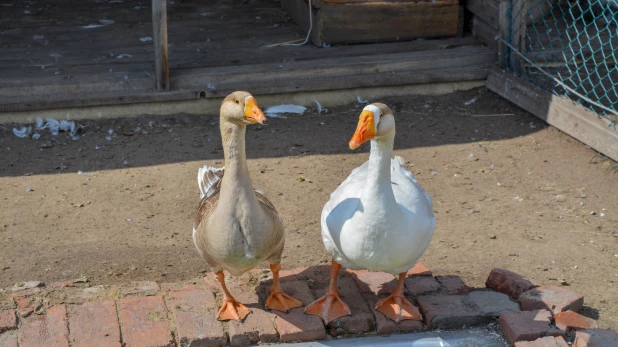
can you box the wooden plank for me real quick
[498,0,510,68]
[487,67,618,162]
[473,16,498,51]
[152,0,170,91]
[319,1,459,44]
[466,0,500,30]
[0,46,493,112]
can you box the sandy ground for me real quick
[1,88,617,329]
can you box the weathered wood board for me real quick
[282,0,460,46]
[487,67,618,162]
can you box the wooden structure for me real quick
[469,0,618,162]
[0,0,494,114]
[282,0,461,47]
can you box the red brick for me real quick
[349,270,399,295]
[295,265,332,285]
[515,336,569,347]
[168,286,227,347]
[273,281,325,343]
[405,276,443,297]
[0,310,17,333]
[226,290,277,346]
[18,305,70,347]
[0,332,18,347]
[119,295,174,347]
[366,295,424,334]
[69,300,121,347]
[499,310,564,344]
[573,329,618,347]
[553,311,598,332]
[10,287,41,299]
[121,281,160,297]
[407,263,432,276]
[436,275,470,295]
[314,277,374,336]
[417,294,486,329]
[48,281,74,289]
[519,286,584,314]
[486,268,539,299]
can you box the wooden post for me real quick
[510,0,527,74]
[498,0,510,68]
[152,0,170,91]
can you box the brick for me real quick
[417,294,487,329]
[349,270,399,295]
[519,286,584,314]
[0,332,18,347]
[295,265,332,285]
[227,290,278,346]
[119,295,174,347]
[121,281,160,297]
[499,310,564,344]
[405,276,443,297]
[0,310,17,333]
[515,336,569,347]
[467,290,520,316]
[168,286,227,347]
[366,295,423,334]
[69,300,121,347]
[273,281,325,343]
[10,287,41,299]
[553,311,598,332]
[486,268,539,299]
[314,277,374,336]
[18,305,70,347]
[573,329,618,347]
[436,275,470,295]
[407,263,432,276]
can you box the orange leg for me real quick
[265,264,303,312]
[374,272,422,323]
[214,271,250,322]
[304,260,351,324]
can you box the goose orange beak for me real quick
[349,110,376,150]
[244,97,268,125]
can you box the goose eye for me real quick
[235,100,240,104]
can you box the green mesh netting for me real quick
[508,0,618,127]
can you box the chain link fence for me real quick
[507,0,618,127]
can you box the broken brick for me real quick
[405,276,443,297]
[499,309,564,344]
[553,311,598,333]
[573,329,618,347]
[515,336,569,347]
[486,268,539,299]
[0,309,17,333]
[519,286,584,314]
[18,305,69,347]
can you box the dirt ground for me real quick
[1,88,617,330]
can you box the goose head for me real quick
[349,103,394,149]
[220,91,268,126]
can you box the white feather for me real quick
[197,165,225,199]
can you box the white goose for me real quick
[305,103,435,323]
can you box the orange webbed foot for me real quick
[374,293,422,324]
[265,289,303,313]
[217,298,250,322]
[304,292,351,324]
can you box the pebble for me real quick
[590,211,597,215]
[26,187,33,192]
